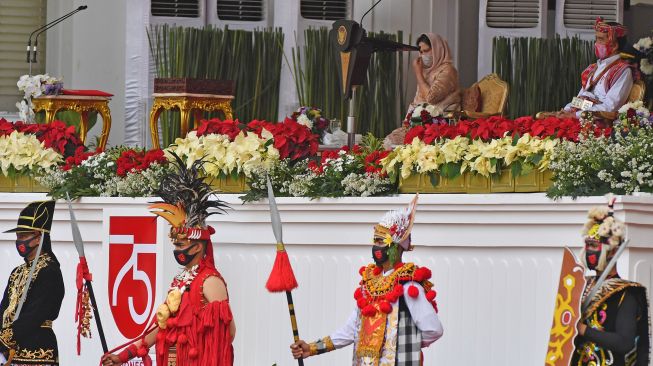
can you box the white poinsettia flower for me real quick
[0,131,61,176]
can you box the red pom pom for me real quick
[373,266,382,276]
[166,318,177,328]
[421,267,432,280]
[357,297,368,309]
[362,304,377,317]
[188,348,199,358]
[137,346,148,357]
[359,266,367,276]
[385,293,397,303]
[407,285,419,298]
[177,334,188,345]
[354,288,363,300]
[393,262,404,270]
[413,268,426,282]
[426,290,436,302]
[394,284,404,295]
[379,301,392,314]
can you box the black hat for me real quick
[4,200,56,234]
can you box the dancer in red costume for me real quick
[101,155,235,366]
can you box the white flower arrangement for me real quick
[549,127,653,198]
[342,172,392,197]
[634,33,653,76]
[412,104,443,119]
[16,74,63,122]
[166,130,280,178]
[0,131,62,177]
[634,36,652,53]
[642,59,653,76]
[618,101,650,117]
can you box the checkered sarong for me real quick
[396,297,422,366]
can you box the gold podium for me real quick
[31,95,112,150]
[149,93,234,149]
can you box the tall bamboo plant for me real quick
[292,27,407,138]
[147,25,284,147]
[493,36,594,118]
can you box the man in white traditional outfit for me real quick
[559,18,634,119]
[290,195,443,366]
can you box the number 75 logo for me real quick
[108,216,157,339]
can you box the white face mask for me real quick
[421,54,433,67]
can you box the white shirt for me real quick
[564,54,633,118]
[329,270,444,349]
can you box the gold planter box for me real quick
[0,175,48,193]
[206,174,249,193]
[399,169,552,194]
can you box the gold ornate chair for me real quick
[446,73,509,120]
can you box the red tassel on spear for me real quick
[265,177,304,366]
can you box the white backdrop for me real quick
[0,193,652,366]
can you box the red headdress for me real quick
[594,17,628,44]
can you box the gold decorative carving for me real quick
[149,95,234,149]
[337,25,347,46]
[13,347,56,363]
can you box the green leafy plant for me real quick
[493,36,594,118]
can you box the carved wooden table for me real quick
[149,93,234,149]
[31,95,112,150]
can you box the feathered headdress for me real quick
[581,196,626,271]
[148,153,229,243]
[373,194,419,252]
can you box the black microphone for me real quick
[360,0,382,27]
[27,5,87,63]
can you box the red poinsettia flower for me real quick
[0,118,16,136]
[115,148,167,176]
[62,146,98,171]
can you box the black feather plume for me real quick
[153,152,230,227]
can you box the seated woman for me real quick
[385,33,461,148]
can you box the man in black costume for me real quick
[572,201,650,366]
[0,201,65,365]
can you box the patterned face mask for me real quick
[594,41,616,60]
[173,242,199,266]
[16,235,38,258]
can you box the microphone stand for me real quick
[27,5,87,75]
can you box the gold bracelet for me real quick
[324,336,335,352]
[309,343,318,356]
